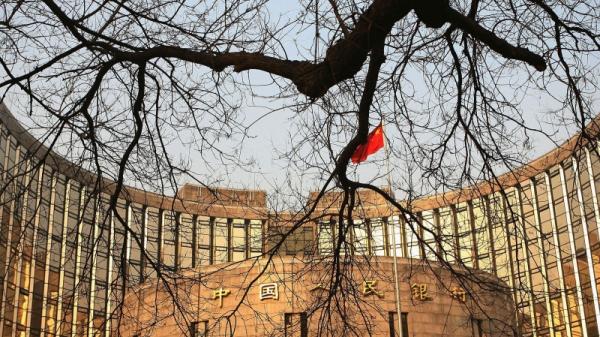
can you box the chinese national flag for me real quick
[351,124,384,164]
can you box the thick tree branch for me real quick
[336,42,386,187]
[445,7,546,71]
[111,0,411,99]
[40,0,547,102]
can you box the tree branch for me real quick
[336,42,386,187]
[445,6,546,71]
[39,0,547,101]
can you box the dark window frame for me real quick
[389,312,408,337]
[284,312,308,337]
[191,320,208,337]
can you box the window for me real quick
[162,211,178,269]
[179,214,194,268]
[145,207,161,278]
[231,219,246,261]
[248,220,263,257]
[284,312,307,337]
[370,218,386,256]
[191,321,208,337]
[456,203,473,267]
[387,216,404,258]
[284,225,314,255]
[196,216,212,265]
[471,318,483,337]
[318,220,333,255]
[213,218,229,263]
[421,211,438,260]
[389,312,408,337]
[352,219,369,255]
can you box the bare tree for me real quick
[1,0,600,336]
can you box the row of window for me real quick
[2,116,600,337]
[308,146,600,337]
[0,124,268,337]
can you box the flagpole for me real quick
[383,122,403,337]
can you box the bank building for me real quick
[0,102,599,337]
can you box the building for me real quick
[0,101,598,337]
[120,257,516,337]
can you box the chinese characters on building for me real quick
[210,281,464,306]
[411,283,432,301]
[362,280,383,298]
[259,283,279,300]
[450,287,467,303]
[212,287,231,307]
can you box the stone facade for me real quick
[121,257,515,337]
[0,99,599,337]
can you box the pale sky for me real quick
[3,1,597,205]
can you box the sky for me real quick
[3,0,597,203]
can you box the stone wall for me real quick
[121,257,516,337]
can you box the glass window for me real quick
[472,199,492,272]
[538,175,564,303]
[196,216,211,264]
[578,153,598,243]
[422,211,437,261]
[49,176,66,274]
[456,203,473,267]
[30,168,53,333]
[318,219,333,255]
[145,207,161,279]
[438,208,455,263]
[191,320,208,337]
[505,187,535,333]
[301,226,315,255]
[249,220,263,257]
[563,161,599,331]
[63,182,82,303]
[387,216,404,258]
[352,219,369,255]
[127,204,143,284]
[522,184,545,295]
[0,127,6,173]
[405,215,421,259]
[371,218,386,256]
[213,218,229,263]
[489,193,508,280]
[284,312,307,337]
[111,200,129,288]
[129,204,144,263]
[94,195,111,329]
[232,219,246,262]
[162,211,177,270]
[77,191,95,309]
[388,312,408,337]
[283,224,314,255]
[179,213,194,269]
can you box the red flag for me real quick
[351,124,384,164]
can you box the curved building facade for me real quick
[120,257,516,337]
[0,104,267,337]
[0,102,598,337]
